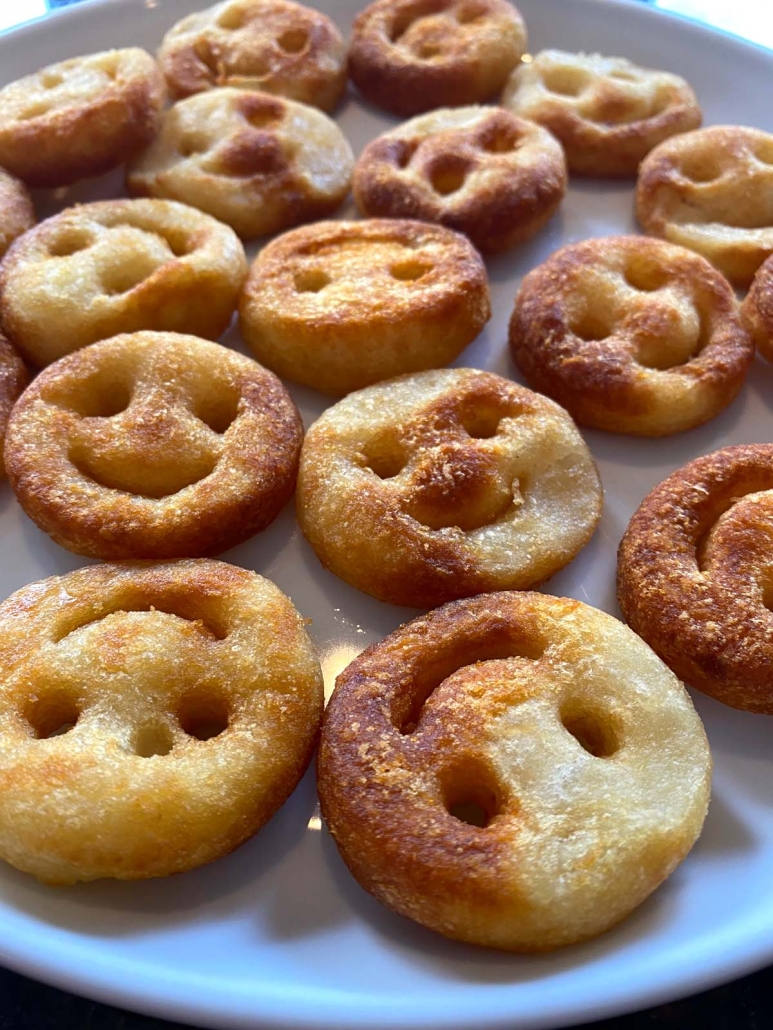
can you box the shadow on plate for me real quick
[692,789,757,856]
[0,764,325,937]
[317,815,684,985]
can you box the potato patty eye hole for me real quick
[559,700,620,758]
[133,722,175,758]
[177,691,230,741]
[428,157,470,195]
[540,64,589,97]
[440,755,503,828]
[46,230,95,258]
[390,259,433,281]
[277,28,308,53]
[24,694,81,740]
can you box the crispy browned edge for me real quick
[348,0,526,117]
[617,443,773,712]
[742,254,773,363]
[508,235,753,435]
[0,168,35,259]
[0,331,28,477]
[0,52,166,188]
[352,111,566,254]
[0,198,248,364]
[318,589,705,949]
[4,336,303,559]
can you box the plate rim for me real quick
[0,0,772,1028]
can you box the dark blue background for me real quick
[1,961,771,1028]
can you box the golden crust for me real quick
[239,219,490,394]
[0,331,27,478]
[0,49,165,188]
[618,444,773,713]
[349,0,527,117]
[0,559,323,884]
[0,167,34,260]
[127,89,354,239]
[318,591,711,951]
[353,106,566,254]
[502,50,701,177]
[742,254,773,363]
[0,199,248,368]
[4,331,303,560]
[509,235,753,436]
[636,125,773,287]
[158,0,347,111]
[296,368,602,607]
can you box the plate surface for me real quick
[1,1,773,1028]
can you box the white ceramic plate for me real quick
[1,0,773,1027]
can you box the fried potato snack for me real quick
[319,591,711,950]
[297,368,602,607]
[0,559,323,884]
[5,331,302,559]
[0,48,165,187]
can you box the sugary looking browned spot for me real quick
[636,125,773,287]
[741,254,773,363]
[0,167,34,260]
[618,443,773,713]
[4,331,302,560]
[348,0,527,117]
[0,559,323,884]
[238,219,491,395]
[352,107,566,254]
[0,49,165,188]
[296,367,602,608]
[0,198,248,368]
[502,49,701,177]
[509,235,752,436]
[158,0,346,111]
[127,88,354,239]
[0,331,28,477]
[318,590,711,951]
